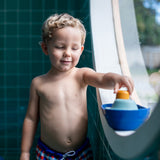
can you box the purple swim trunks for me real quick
[36,138,93,160]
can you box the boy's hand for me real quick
[113,75,134,95]
[20,152,30,160]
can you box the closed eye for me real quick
[72,47,79,50]
[72,45,80,50]
[55,45,65,49]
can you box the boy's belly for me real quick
[40,106,88,153]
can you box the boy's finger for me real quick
[127,77,134,94]
[114,83,120,93]
[123,76,134,95]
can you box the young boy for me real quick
[20,13,134,160]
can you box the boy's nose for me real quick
[63,48,71,57]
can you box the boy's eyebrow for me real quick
[54,40,65,43]
[53,40,81,45]
[51,39,65,44]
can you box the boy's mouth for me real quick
[60,60,72,64]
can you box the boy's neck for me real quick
[47,67,77,78]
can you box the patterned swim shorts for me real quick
[36,138,93,160]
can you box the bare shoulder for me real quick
[78,67,102,78]
[76,67,98,84]
[77,67,105,87]
[30,74,46,89]
[75,67,95,79]
[77,67,96,75]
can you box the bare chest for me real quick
[37,80,86,106]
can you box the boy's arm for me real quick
[20,78,39,160]
[83,68,134,94]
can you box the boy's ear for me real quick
[81,45,84,54]
[41,42,48,55]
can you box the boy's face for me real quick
[42,27,84,73]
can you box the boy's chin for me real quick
[58,66,74,72]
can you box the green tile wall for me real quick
[0,0,119,159]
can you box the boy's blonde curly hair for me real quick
[42,13,86,45]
